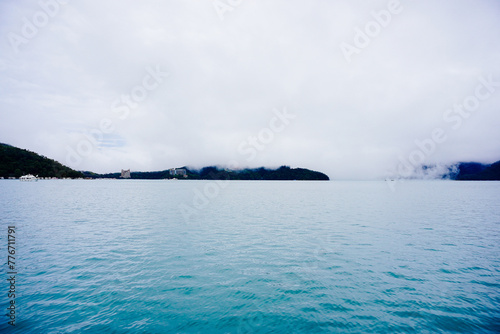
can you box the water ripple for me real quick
[1,180,499,333]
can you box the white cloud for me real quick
[1,0,499,179]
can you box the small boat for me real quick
[20,174,38,182]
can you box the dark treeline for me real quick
[0,143,330,180]
[453,161,500,180]
[84,166,330,181]
[193,166,330,181]
[3,142,499,181]
[0,143,83,178]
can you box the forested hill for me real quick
[0,143,329,180]
[193,166,330,181]
[86,166,330,181]
[0,143,83,178]
[453,161,500,180]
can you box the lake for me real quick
[1,180,499,333]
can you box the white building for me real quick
[169,168,187,178]
[121,169,131,178]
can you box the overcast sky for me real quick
[1,0,499,179]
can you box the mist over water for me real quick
[1,180,499,333]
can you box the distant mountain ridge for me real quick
[2,142,497,181]
[450,161,500,181]
[0,143,329,180]
[85,166,330,181]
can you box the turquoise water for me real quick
[1,180,499,333]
